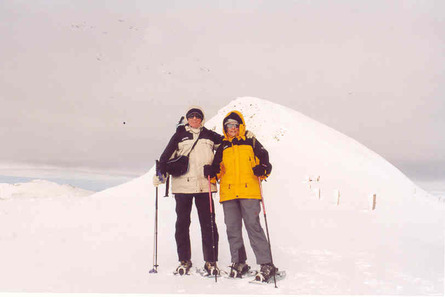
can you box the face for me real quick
[187,112,202,128]
[226,123,239,138]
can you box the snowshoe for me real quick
[250,270,286,284]
[250,263,283,284]
[228,262,251,278]
[174,260,192,276]
[202,261,220,277]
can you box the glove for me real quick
[153,173,166,187]
[252,164,270,177]
[203,165,216,178]
[245,130,255,139]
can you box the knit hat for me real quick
[186,108,204,119]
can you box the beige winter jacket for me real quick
[159,121,223,194]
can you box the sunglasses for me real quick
[187,112,203,120]
[225,123,239,129]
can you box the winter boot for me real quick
[229,262,250,278]
[203,261,220,276]
[176,260,192,275]
[255,263,278,282]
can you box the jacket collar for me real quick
[185,124,202,134]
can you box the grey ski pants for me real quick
[222,199,271,265]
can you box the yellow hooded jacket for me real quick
[212,111,271,203]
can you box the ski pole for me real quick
[150,162,161,274]
[207,175,218,283]
[149,185,159,273]
[258,177,277,288]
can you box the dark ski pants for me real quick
[222,199,271,265]
[174,193,218,263]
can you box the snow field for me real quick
[0,97,443,295]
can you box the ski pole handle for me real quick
[164,175,170,197]
[207,175,213,214]
[258,177,267,215]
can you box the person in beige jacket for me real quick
[154,106,223,276]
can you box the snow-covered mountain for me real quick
[0,179,94,200]
[205,97,427,209]
[0,97,443,295]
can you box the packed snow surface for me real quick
[0,97,443,295]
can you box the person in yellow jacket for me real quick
[204,110,278,281]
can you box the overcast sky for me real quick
[1,0,444,192]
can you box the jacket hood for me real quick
[222,110,246,140]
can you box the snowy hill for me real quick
[0,179,94,200]
[0,97,443,295]
[205,97,427,209]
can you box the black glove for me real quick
[253,164,270,177]
[203,165,216,178]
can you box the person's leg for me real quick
[174,194,194,261]
[195,193,219,262]
[222,200,247,263]
[240,199,271,264]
